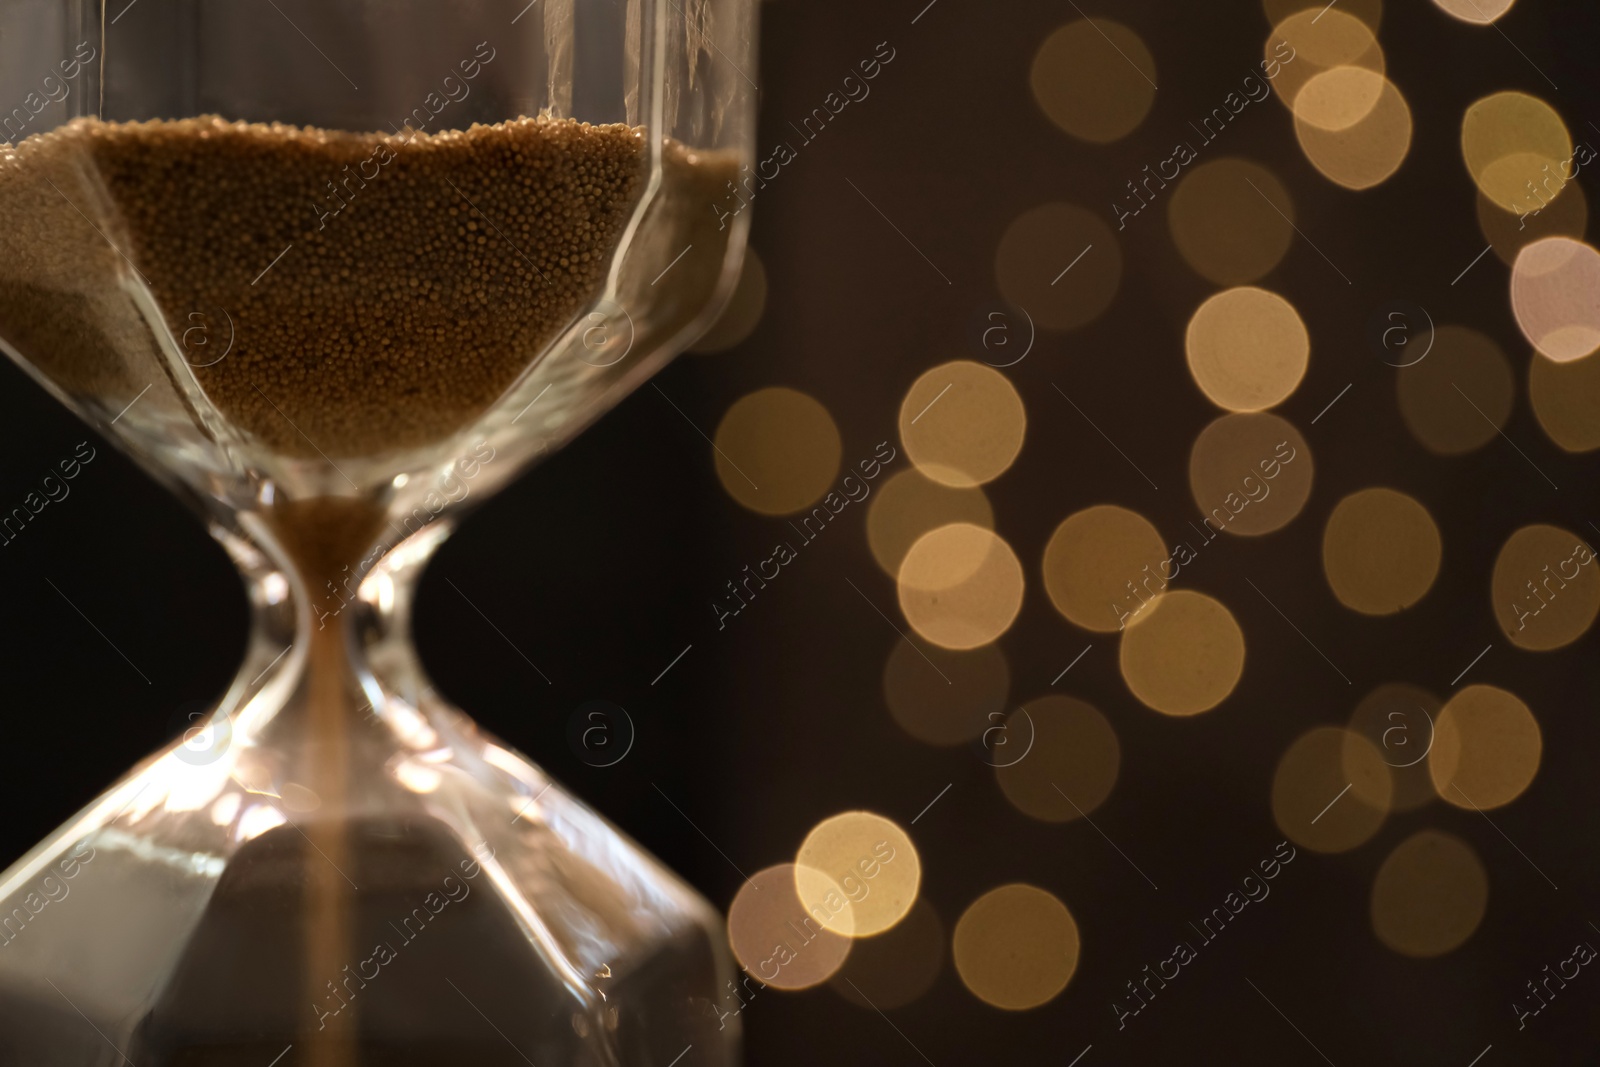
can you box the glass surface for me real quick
[0,1,756,1062]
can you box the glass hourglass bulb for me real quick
[0,1,756,1062]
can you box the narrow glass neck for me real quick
[211,501,455,747]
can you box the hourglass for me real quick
[0,0,754,1062]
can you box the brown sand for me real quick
[0,115,652,458]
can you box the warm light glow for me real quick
[898,361,1026,488]
[1433,0,1516,24]
[898,523,1025,650]
[995,203,1122,331]
[728,864,853,989]
[713,387,842,516]
[1273,727,1391,852]
[1266,10,1385,118]
[868,469,994,578]
[1029,19,1156,144]
[883,639,1009,746]
[1490,524,1600,650]
[392,758,442,794]
[795,812,920,938]
[1529,347,1600,452]
[1345,682,1442,813]
[1118,591,1245,716]
[1294,74,1412,190]
[159,744,235,814]
[1188,413,1313,536]
[691,247,767,354]
[952,884,1080,1010]
[1396,326,1513,455]
[1478,185,1587,266]
[1371,831,1488,958]
[1461,91,1572,213]
[1430,684,1542,810]
[385,700,441,751]
[237,802,288,843]
[1041,504,1168,633]
[209,792,242,827]
[1185,287,1309,412]
[831,898,944,1010]
[1168,160,1295,285]
[1511,237,1600,363]
[1322,488,1441,615]
[996,697,1120,823]
[1294,65,1386,131]
[262,572,289,604]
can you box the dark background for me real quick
[4,0,1600,1063]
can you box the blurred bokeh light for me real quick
[952,884,1080,1011]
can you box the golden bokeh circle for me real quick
[898,523,1025,650]
[1511,237,1600,363]
[1477,184,1587,267]
[1322,488,1441,615]
[898,361,1026,488]
[713,387,841,515]
[728,864,854,990]
[1185,287,1310,412]
[1188,413,1313,536]
[1041,505,1169,633]
[1490,524,1599,650]
[995,696,1120,823]
[1118,591,1245,716]
[868,469,994,579]
[995,203,1122,332]
[1430,684,1541,810]
[1530,348,1600,452]
[1273,726,1392,852]
[1396,325,1514,455]
[952,884,1080,1011]
[796,812,920,938]
[1294,74,1412,190]
[1344,682,1442,813]
[691,247,767,353]
[884,638,1009,746]
[1266,9,1385,117]
[1029,19,1157,144]
[1433,0,1516,25]
[831,898,945,1011]
[1294,65,1386,131]
[1462,91,1572,213]
[1371,831,1488,958]
[1168,159,1296,285]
